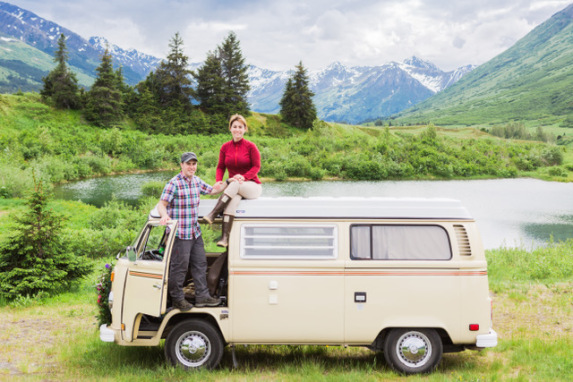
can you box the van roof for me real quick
[193,197,473,220]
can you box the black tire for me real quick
[164,319,224,370]
[383,328,443,374]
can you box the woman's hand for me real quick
[232,174,245,184]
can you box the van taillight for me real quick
[469,324,479,331]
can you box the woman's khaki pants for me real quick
[223,181,262,216]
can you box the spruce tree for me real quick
[0,179,92,301]
[154,32,194,108]
[194,50,226,115]
[41,34,81,109]
[218,31,250,116]
[115,66,138,115]
[84,48,123,127]
[280,61,317,129]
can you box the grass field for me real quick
[1,242,572,381]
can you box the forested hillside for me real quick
[392,4,573,128]
[1,92,571,201]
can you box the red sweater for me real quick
[216,139,261,184]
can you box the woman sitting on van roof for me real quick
[203,114,262,247]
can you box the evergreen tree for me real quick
[84,48,123,127]
[154,32,194,108]
[115,66,138,115]
[0,179,92,301]
[280,61,317,129]
[194,50,226,115]
[133,87,163,133]
[218,31,250,116]
[41,33,81,109]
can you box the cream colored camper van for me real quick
[100,197,497,375]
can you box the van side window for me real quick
[241,224,337,259]
[350,225,452,260]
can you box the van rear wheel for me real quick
[164,319,224,370]
[383,328,442,374]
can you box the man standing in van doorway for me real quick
[157,152,224,311]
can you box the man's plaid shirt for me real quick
[160,173,213,239]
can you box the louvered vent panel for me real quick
[454,224,472,256]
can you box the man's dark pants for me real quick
[169,236,210,302]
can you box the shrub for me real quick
[0,179,92,300]
[541,146,564,166]
[141,181,166,198]
[547,166,566,177]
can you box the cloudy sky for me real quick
[9,0,572,71]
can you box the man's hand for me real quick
[212,181,226,194]
[157,201,171,225]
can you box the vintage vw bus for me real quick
[100,197,497,374]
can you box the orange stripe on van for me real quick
[128,271,163,279]
[230,270,487,276]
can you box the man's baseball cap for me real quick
[181,152,198,163]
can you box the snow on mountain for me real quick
[0,1,474,123]
[89,36,162,76]
[247,56,475,123]
[0,1,160,84]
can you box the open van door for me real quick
[120,219,177,342]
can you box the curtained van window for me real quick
[350,225,452,260]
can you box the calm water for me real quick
[54,175,573,250]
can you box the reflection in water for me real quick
[55,176,573,250]
[522,215,573,243]
[53,172,176,207]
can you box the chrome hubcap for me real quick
[396,331,431,367]
[176,331,211,367]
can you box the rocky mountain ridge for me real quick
[0,1,473,123]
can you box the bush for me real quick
[541,146,564,166]
[547,166,567,177]
[141,181,166,198]
[0,180,92,300]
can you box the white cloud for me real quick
[8,0,572,71]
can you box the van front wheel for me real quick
[383,328,442,374]
[165,319,224,370]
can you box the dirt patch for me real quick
[492,283,572,340]
[0,304,96,378]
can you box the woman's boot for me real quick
[217,215,235,247]
[203,194,231,224]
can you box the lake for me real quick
[54,174,573,250]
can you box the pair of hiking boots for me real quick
[172,296,221,311]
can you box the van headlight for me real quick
[108,291,114,311]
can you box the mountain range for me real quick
[0,1,474,124]
[393,3,573,127]
[247,58,475,124]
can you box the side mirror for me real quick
[126,246,137,262]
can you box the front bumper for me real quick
[476,329,498,348]
[100,324,115,343]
